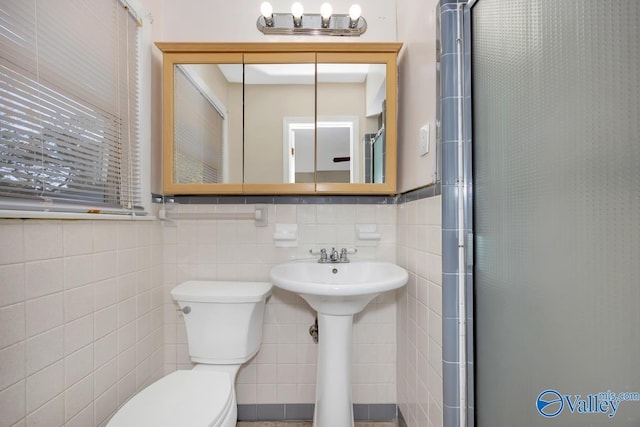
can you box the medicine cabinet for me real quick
[157,42,402,195]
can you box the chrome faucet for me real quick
[313,247,355,263]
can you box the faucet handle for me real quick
[319,248,328,261]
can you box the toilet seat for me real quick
[107,370,234,427]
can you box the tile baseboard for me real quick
[238,404,398,422]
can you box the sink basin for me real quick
[269,259,408,427]
[269,259,409,315]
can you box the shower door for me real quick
[471,1,640,426]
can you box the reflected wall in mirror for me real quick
[316,62,387,184]
[172,62,243,185]
[244,60,315,184]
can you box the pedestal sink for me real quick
[269,259,408,427]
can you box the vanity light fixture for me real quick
[257,2,367,36]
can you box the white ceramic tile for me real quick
[25,393,64,427]
[65,401,94,427]
[117,273,137,302]
[116,222,137,250]
[93,278,117,311]
[63,222,94,257]
[117,297,137,328]
[94,251,117,282]
[25,360,63,412]
[275,205,297,223]
[256,383,277,404]
[136,312,153,338]
[276,364,297,383]
[0,379,25,426]
[276,383,297,402]
[64,314,93,355]
[0,263,25,307]
[295,383,316,404]
[117,248,138,276]
[94,384,117,427]
[64,284,94,322]
[136,247,152,270]
[0,342,25,390]
[92,222,117,253]
[0,221,24,265]
[136,221,152,247]
[94,306,117,340]
[94,332,117,369]
[26,293,63,338]
[65,344,94,386]
[116,371,136,406]
[23,221,63,262]
[256,363,276,384]
[276,343,297,364]
[26,326,63,376]
[24,259,63,299]
[64,373,93,421]
[117,321,136,354]
[176,344,191,365]
[0,303,24,349]
[296,344,317,365]
[64,255,94,290]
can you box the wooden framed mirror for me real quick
[157,43,402,196]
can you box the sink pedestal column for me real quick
[313,313,354,427]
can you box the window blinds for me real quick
[174,66,225,184]
[0,0,142,214]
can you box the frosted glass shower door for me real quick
[471,1,640,426]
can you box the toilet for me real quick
[107,280,272,427]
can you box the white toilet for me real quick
[107,280,272,427]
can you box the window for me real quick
[0,0,143,215]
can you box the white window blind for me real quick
[0,0,143,215]
[174,66,225,184]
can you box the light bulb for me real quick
[320,3,333,19]
[291,2,304,19]
[348,4,361,20]
[260,1,273,18]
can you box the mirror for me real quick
[157,43,401,195]
[316,62,387,184]
[243,56,315,185]
[173,63,243,185]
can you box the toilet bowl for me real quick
[107,281,272,427]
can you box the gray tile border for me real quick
[256,404,285,421]
[367,403,397,421]
[284,404,314,420]
[237,404,398,422]
[397,408,408,427]
[237,404,258,421]
[153,194,397,205]
[154,186,436,206]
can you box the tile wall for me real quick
[0,197,444,426]
[162,202,399,405]
[396,196,443,427]
[0,219,164,427]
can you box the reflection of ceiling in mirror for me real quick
[217,63,372,84]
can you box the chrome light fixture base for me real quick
[257,13,367,37]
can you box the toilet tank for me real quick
[171,281,272,364]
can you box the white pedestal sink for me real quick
[269,259,408,427]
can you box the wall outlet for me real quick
[419,123,430,156]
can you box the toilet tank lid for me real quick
[171,281,272,303]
